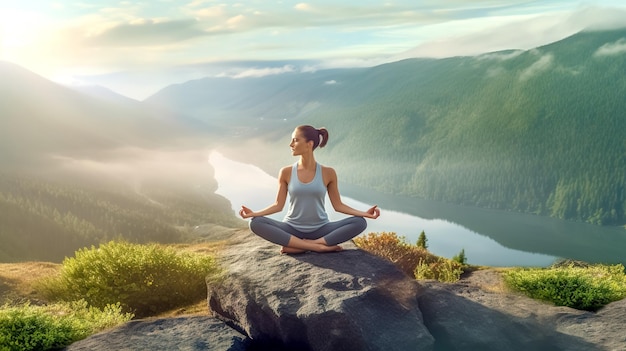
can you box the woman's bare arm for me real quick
[324,166,380,219]
[240,166,290,218]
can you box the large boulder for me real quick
[207,229,435,351]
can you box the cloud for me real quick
[294,3,314,12]
[194,6,226,18]
[394,6,626,60]
[324,80,338,85]
[78,18,207,47]
[52,147,213,192]
[223,65,297,78]
[476,51,523,61]
[570,6,626,31]
[486,66,506,78]
[10,1,626,101]
[594,38,626,57]
[520,53,554,81]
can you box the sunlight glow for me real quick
[0,9,45,60]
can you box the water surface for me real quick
[211,151,563,266]
[209,151,626,267]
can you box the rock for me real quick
[555,297,626,351]
[418,269,625,351]
[63,316,249,351]
[207,229,435,351]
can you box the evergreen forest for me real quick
[0,174,243,262]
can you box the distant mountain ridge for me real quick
[145,28,626,225]
[0,61,208,170]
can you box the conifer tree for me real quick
[453,249,467,265]
[417,231,428,249]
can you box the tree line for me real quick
[0,174,243,262]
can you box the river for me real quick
[208,151,626,267]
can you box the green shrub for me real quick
[414,257,464,282]
[354,232,464,282]
[354,232,436,276]
[452,248,467,265]
[0,300,132,351]
[503,263,626,311]
[38,241,221,318]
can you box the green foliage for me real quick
[452,249,467,265]
[0,300,132,351]
[354,232,465,282]
[38,241,221,318]
[416,231,428,249]
[503,263,626,311]
[414,258,464,283]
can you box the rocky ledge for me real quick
[66,229,626,351]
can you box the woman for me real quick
[239,125,380,253]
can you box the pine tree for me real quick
[453,249,467,265]
[416,231,428,249]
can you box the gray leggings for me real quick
[249,216,367,246]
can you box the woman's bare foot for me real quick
[284,236,343,254]
[280,244,342,254]
[280,246,307,254]
[307,238,342,252]
[311,243,343,252]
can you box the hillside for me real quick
[0,62,244,262]
[0,173,243,262]
[146,28,626,226]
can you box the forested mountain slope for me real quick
[0,174,242,262]
[147,29,626,226]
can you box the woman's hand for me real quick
[365,205,380,219]
[239,205,255,219]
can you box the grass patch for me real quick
[503,262,626,311]
[354,232,465,282]
[0,263,60,305]
[0,300,132,351]
[37,241,222,318]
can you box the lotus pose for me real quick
[239,125,380,253]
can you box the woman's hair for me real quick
[296,125,329,149]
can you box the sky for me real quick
[2,0,626,100]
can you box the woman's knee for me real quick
[249,216,267,234]
[352,216,367,232]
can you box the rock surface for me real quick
[65,229,626,351]
[63,316,249,351]
[208,229,435,351]
[419,269,626,351]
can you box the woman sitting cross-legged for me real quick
[239,125,380,254]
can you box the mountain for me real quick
[0,173,243,262]
[0,61,211,171]
[69,83,139,104]
[145,28,626,226]
[0,62,242,262]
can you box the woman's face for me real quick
[289,130,312,156]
